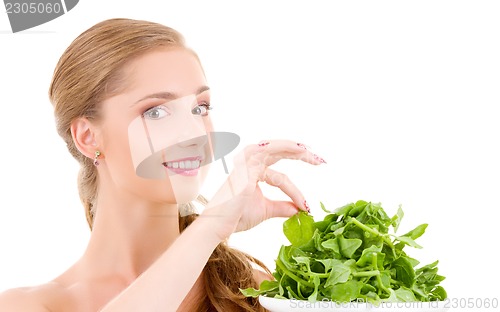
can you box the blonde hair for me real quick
[49,18,268,311]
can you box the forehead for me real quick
[123,47,206,96]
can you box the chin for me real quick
[168,165,209,202]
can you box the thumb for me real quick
[267,200,301,219]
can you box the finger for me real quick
[260,150,325,167]
[252,139,327,167]
[265,199,301,218]
[256,139,307,155]
[232,140,327,188]
[262,168,309,213]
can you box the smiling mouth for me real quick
[162,156,203,175]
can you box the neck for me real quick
[81,188,181,282]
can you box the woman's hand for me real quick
[201,139,326,241]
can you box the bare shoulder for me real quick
[0,283,65,312]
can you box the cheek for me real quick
[199,162,210,183]
[127,115,212,179]
[105,133,137,180]
[203,116,214,134]
[99,115,142,182]
[127,116,178,180]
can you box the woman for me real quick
[0,18,325,311]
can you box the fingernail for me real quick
[258,141,270,147]
[313,153,327,164]
[303,200,310,213]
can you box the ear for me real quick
[71,117,99,160]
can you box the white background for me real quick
[1,0,499,309]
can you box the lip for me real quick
[162,156,203,177]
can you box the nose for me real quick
[172,98,209,149]
[176,132,208,148]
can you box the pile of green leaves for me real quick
[241,200,447,303]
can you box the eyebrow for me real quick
[131,85,210,107]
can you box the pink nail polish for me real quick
[313,154,327,164]
[297,143,307,150]
[303,200,310,213]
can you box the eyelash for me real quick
[196,102,212,116]
[142,105,168,119]
[141,102,213,119]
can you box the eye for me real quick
[143,105,168,120]
[191,102,212,116]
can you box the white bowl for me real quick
[259,296,450,312]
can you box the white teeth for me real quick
[165,160,201,170]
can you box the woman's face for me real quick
[97,47,213,205]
